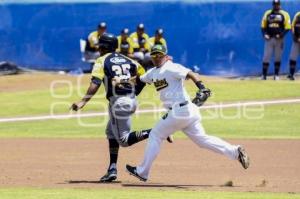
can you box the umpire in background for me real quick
[261,0,291,80]
[288,11,300,80]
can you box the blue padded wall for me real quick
[0,1,299,75]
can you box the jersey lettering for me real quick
[153,78,169,91]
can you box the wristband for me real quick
[195,81,206,90]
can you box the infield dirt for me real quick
[0,138,299,193]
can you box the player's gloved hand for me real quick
[70,101,86,111]
[192,88,211,107]
[264,34,270,40]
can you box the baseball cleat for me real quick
[238,146,250,169]
[126,164,147,182]
[287,75,295,81]
[166,135,174,143]
[99,168,117,183]
[274,76,280,81]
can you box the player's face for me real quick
[137,29,144,37]
[98,28,106,35]
[121,34,128,40]
[151,53,166,67]
[273,4,280,11]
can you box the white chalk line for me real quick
[1,98,300,123]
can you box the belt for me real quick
[168,101,189,110]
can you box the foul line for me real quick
[1,98,300,123]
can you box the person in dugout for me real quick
[288,11,300,80]
[117,28,134,59]
[148,28,167,50]
[261,0,291,80]
[84,22,107,62]
[129,23,151,67]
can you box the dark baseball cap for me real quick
[150,44,167,55]
[98,22,107,29]
[273,0,280,5]
[137,23,145,30]
[121,28,129,34]
[155,28,164,35]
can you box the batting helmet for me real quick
[99,33,118,51]
[273,0,280,5]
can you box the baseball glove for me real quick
[192,88,211,107]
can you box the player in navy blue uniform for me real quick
[71,33,172,183]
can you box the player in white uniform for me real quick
[125,44,250,182]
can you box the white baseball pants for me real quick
[136,103,239,179]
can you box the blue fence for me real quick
[0,1,299,76]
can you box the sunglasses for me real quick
[150,53,165,58]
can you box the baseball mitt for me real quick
[192,88,211,107]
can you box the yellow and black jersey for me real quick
[129,32,150,52]
[261,9,291,36]
[117,36,134,56]
[148,37,167,49]
[92,52,145,99]
[86,31,100,52]
[292,12,300,38]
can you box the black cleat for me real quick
[166,135,174,143]
[238,146,250,169]
[99,168,117,183]
[126,164,147,182]
[287,75,295,81]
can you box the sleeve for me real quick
[170,63,191,80]
[136,63,145,76]
[88,32,98,48]
[292,12,300,33]
[128,38,134,54]
[116,36,121,53]
[91,57,105,80]
[283,11,291,30]
[140,69,153,84]
[261,11,268,29]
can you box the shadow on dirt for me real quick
[66,180,122,184]
[122,183,240,190]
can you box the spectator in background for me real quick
[261,0,291,80]
[288,11,300,80]
[148,28,167,50]
[129,23,151,66]
[84,22,107,61]
[117,28,134,58]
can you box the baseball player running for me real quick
[125,44,250,182]
[71,34,172,183]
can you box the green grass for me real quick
[0,79,300,117]
[0,188,299,199]
[1,104,299,139]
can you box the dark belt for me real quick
[168,101,189,110]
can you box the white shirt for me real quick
[140,60,191,109]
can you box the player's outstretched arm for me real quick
[70,77,101,111]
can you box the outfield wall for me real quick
[0,0,299,76]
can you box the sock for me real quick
[127,129,151,146]
[108,139,119,169]
[274,62,281,76]
[290,60,296,76]
[262,62,269,77]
